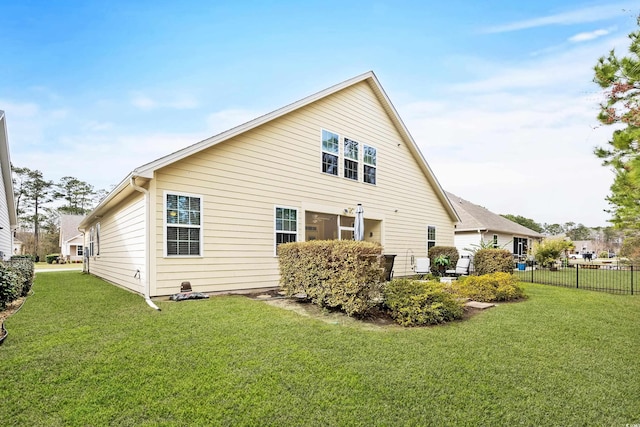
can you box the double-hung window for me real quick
[321,130,339,176]
[77,245,83,256]
[427,226,436,251]
[363,145,377,185]
[165,193,202,256]
[275,207,297,255]
[343,138,358,180]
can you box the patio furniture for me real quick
[445,257,470,277]
[414,257,431,279]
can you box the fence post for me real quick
[576,264,579,289]
[632,265,634,296]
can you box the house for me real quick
[59,214,85,262]
[78,71,460,301]
[446,192,543,260]
[0,111,17,260]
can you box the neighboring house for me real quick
[446,192,543,259]
[79,71,460,299]
[0,111,17,260]
[59,214,85,262]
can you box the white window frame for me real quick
[343,137,359,181]
[274,206,298,256]
[321,129,340,177]
[427,225,436,252]
[163,191,204,258]
[88,226,95,257]
[363,144,377,185]
[77,245,83,256]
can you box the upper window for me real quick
[321,130,339,176]
[427,226,436,251]
[275,207,297,255]
[343,138,359,181]
[363,145,377,185]
[165,193,202,256]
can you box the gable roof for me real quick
[59,214,85,244]
[446,191,543,238]
[0,111,17,229]
[80,71,459,228]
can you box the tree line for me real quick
[11,166,109,259]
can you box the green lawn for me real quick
[1,272,639,426]
[514,266,637,294]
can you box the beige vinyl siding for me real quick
[87,193,146,294]
[150,80,454,295]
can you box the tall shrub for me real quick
[474,248,514,275]
[0,264,20,310]
[278,240,384,317]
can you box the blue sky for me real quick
[1,0,637,227]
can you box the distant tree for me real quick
[566,223,592,241]
[619,236,640,263]
[593,15,640,230]
[54,176,95,215]
[11,166,53,257]
[500,214,544,233]
[542,223,564,236]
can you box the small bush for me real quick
[429,246,459,276]
[0,264,20,310]
[45,254,60,264]
[474,249,514,275]
[383,279,464,326]
[598,251,609,259]
[454,272,524,302]
[279,240,384,317]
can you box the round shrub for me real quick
[454,272,525,302]
[383,279,464,326]
[474,248,514,275]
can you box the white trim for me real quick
[163,190,204,258]
[427,225,436,253]
[320,128,340,177]
[274,205,299,257]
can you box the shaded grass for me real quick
[1,272,639,426]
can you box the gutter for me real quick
[130,176,161,311]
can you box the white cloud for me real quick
[399,33,631,226]
[130,92,199,110]
[483,3,633,33]
[569,28,612,43]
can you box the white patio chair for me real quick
[445,257,470,277]
[414,257,431,279]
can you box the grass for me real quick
[514,266,637,293]
[1,272,639,426]
[34,262,82,271]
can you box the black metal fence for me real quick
[513,262,637,295]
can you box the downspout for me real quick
[130,176,160,311]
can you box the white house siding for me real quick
[455,231,528,258]
[86,193,145,294]
[0,162,12,259]
[150,81,455,296]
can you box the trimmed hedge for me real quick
[45,253,60,264]
[0,259,35,309]
[455,272,525,302]
[383,279,464,326]
[278,240,385,317]
[473,248,514,275]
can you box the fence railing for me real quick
[513,262,636,295]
